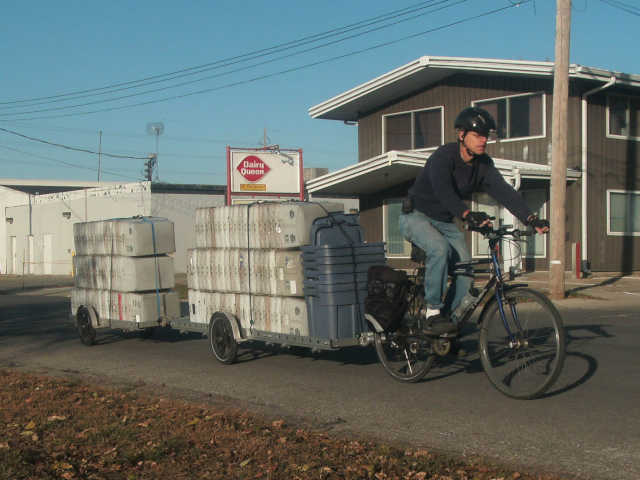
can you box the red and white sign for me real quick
[236,155,271,182]
[227,146,304,204]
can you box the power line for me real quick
[2,1,530,122]
[0,0,464,117]
[599,0,640,16]
[0,0,453,109]
[0,144,139,180]
[0,127,150,159]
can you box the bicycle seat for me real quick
[410,243,426,264]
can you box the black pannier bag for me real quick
[364,265,409,332]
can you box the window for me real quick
[471,193,499,258]
[607,95,640,140]
[471,190,547,259]
[474,93,545,141]
[607,190,640,236]
[383,107,443,153]
[384,199,411,257]
[520,189,547,257]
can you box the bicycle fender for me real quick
[476,283,528,325]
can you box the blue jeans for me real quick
[398,210,473,318]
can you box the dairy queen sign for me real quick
[227,146,304,204]
[236,155,271,182]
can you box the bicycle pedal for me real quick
[438,331,458,339]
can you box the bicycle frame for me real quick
[378,226,564,396]
[452,229,525,344]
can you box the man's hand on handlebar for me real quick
[463,210,493,230]
[527,214,550,235]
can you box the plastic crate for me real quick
[302,261,382,275]
[304,271,368,285]
[301,242,386,258]
[305,294,368,340]
[310,213,363,246]
[303,284,367,301]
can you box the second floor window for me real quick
[383,106,443,153]
[608,95,640,140]
[474,92,544,141]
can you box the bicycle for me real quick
[371,224,566,400]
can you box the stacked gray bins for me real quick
[302,213,386,344]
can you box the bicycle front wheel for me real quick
[479,287,566,399]
[374,330,435,383]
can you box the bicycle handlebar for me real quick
[468,223,535,240]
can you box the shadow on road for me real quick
[232,343,379,366]
[541,352,598,398]
[92,326,205,346]
[564,276,626,297]
[416,324,612,397]
[538,324,612,398]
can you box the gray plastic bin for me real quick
[310,213,363,246]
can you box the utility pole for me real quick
[144,155,156,181]
[549,0,571,299]
[97,130,102,181]
[146,122,164,180]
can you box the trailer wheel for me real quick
[76,306,97,346]
[209,313,238,364]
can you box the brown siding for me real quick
[353,71,640,272]
[584,90,640,272]
[358,74,566,164]
[359,182,410,244]
[359,196,382,243]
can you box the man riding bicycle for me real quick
[399,106,549,335]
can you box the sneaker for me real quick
[422,314,458,335]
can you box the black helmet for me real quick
[454,107,496,137]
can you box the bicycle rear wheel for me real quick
[374,329,435,383]
[479,287,566,399]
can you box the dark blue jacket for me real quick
[408,142,532,223]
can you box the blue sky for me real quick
[1,0,638,185]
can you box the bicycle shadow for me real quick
[540,323,612,398]
[420,336,483,383]
[420,324,611,397]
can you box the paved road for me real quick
[1,279,639,480]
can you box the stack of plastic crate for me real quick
[70,217,180,327]
[301,213,386,343]
[187,202,344,338]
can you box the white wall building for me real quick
[2,178,357,276]
[2,180,225,275]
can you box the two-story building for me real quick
[306,55,640,274]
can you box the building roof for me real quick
[305,150,580,196]
[0,179,227,196]
[0,178,123,195]
[309,55,640,121]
